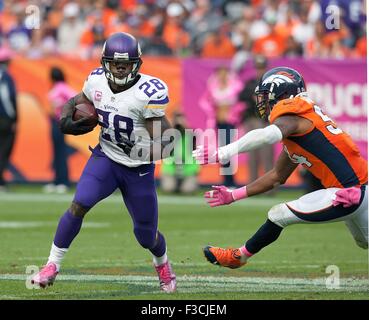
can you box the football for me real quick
[73,103,98,127]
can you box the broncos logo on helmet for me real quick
[261,74,294,87]
[254,67,306,120]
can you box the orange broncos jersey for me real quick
[269,96,368,188]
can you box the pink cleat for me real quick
[31,262,59,288]
[154,261,176,293]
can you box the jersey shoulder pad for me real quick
[86,67,105,83]
[84,67,105,87]
[270,97,312,123]
[83,67,105,101]
[134,74,169,107]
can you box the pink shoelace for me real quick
[155,262,174,284]
[40,263,57,275]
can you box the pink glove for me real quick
[205,186,234,207]
[192,145,219,165]
[332,187,361,208]
[204,185,248,207]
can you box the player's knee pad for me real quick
[133,226,156,249]
[70,202,89,218]
[267,203,299,228]
[73,187,96,210]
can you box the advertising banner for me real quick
[183,58,367,185]
[6,57,366,186]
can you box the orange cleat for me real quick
[203,246,247,269]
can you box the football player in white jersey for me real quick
[32,32,176,292]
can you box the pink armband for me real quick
[231,186,248,201]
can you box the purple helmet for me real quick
[101,32,143,86]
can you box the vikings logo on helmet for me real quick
[101,32,143,86]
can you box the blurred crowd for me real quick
[0,0,366,60]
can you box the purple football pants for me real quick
[54,145,166,256]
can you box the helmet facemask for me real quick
[255,85,283,120]
[101,57,142,86]
[255,91,270,120]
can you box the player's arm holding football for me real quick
[59,92,97,135]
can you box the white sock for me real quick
[47,243,68,272]
[153,250,168,267]
[239,254,248,264]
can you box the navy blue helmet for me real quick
[254,67,306,120]
[101,32,143,86]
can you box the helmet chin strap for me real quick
[112,73,130,85]
[296,92,308,98]
[104,61,138,86]
[105,70,131,86]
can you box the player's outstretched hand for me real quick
[60,115,95,135]
[192,145,219,165]
[204,185,235,207]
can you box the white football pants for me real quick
[267,186,368,249]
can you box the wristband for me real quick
[231,186,248,201]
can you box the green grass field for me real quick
[0,187,368,300]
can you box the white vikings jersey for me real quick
[82,68,169,167]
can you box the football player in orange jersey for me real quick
[193,67,368,269]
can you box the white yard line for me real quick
[0,274,368,292]
[0,221,111,228]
